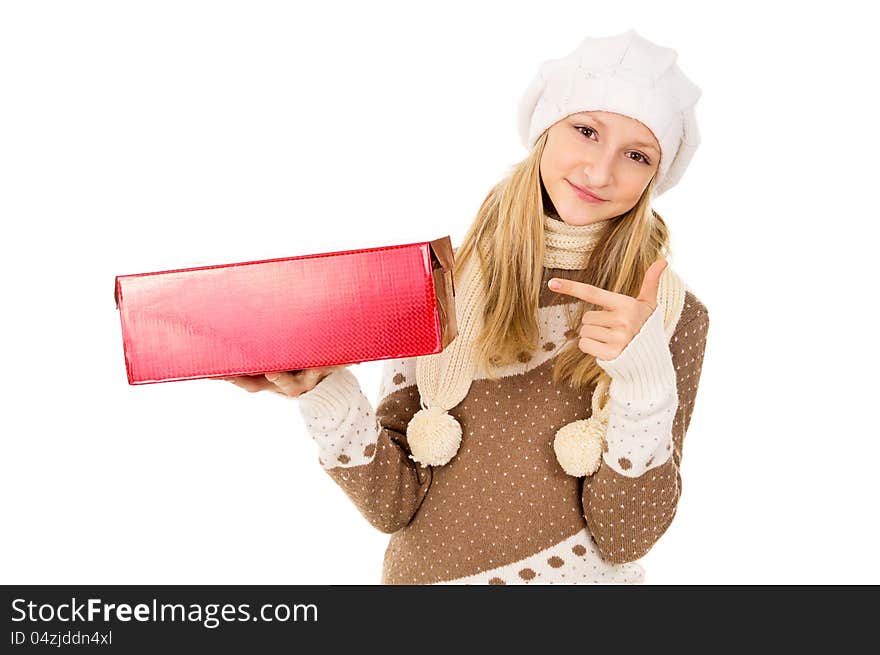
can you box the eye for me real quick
[574,125,651,166]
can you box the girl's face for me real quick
[539,110,661,226]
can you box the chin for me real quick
[555,212,588,226]
[562,208,612,226]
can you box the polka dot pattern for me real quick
[472,302,582,377]
[297,360,432,534]
[582,296,709,564]
[583,458,681,564]
[297,367,385,471]
[296,265,708,584]
[433,528,644,585]
[382,354,592,584]
[595,303,681,479]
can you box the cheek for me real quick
[618,171,652,198]
[545,135,582,176]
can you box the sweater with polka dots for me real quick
[295,265,710,584]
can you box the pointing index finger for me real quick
[548,277,625,310]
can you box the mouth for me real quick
[566,179,606,201]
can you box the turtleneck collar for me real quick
[543,213,610,270]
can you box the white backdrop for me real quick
[2,0,877,585]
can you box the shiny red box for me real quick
[114,237,457,384]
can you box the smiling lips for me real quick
[566,179,606,202]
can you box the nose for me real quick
[583,150,615,188]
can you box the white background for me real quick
[1,0,877,585]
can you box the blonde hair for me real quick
[453,129,673,391]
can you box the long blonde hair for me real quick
[453,129,673,391]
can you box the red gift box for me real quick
[114,237,457,384]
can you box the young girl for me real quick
[227,29,709,585]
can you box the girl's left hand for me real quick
[548,259,668,361]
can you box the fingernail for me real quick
[266,373,279,381]
[549,279,561,290]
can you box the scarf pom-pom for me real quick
[406,406,463,467]
[553,417,605,477]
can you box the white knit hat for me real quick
[517,28,702,198]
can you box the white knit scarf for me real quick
[407,213,686,476]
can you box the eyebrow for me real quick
[572,113,659,152]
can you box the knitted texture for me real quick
[409,214,611,467]
[294,270,710,584]
[542,214,606,269]
[408,213,686,475]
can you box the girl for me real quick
[226,29,709,585]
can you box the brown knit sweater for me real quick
[295,265,710,584]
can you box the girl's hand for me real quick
[218,366,349,398]
[548,259,667,361]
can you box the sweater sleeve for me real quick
[581,292,710,564]
[294,358,432,534]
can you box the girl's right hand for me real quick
[219,366,348,398]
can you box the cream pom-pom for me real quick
[553,375,612,477]
[406,406,463,468]
[553,417,606,477]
